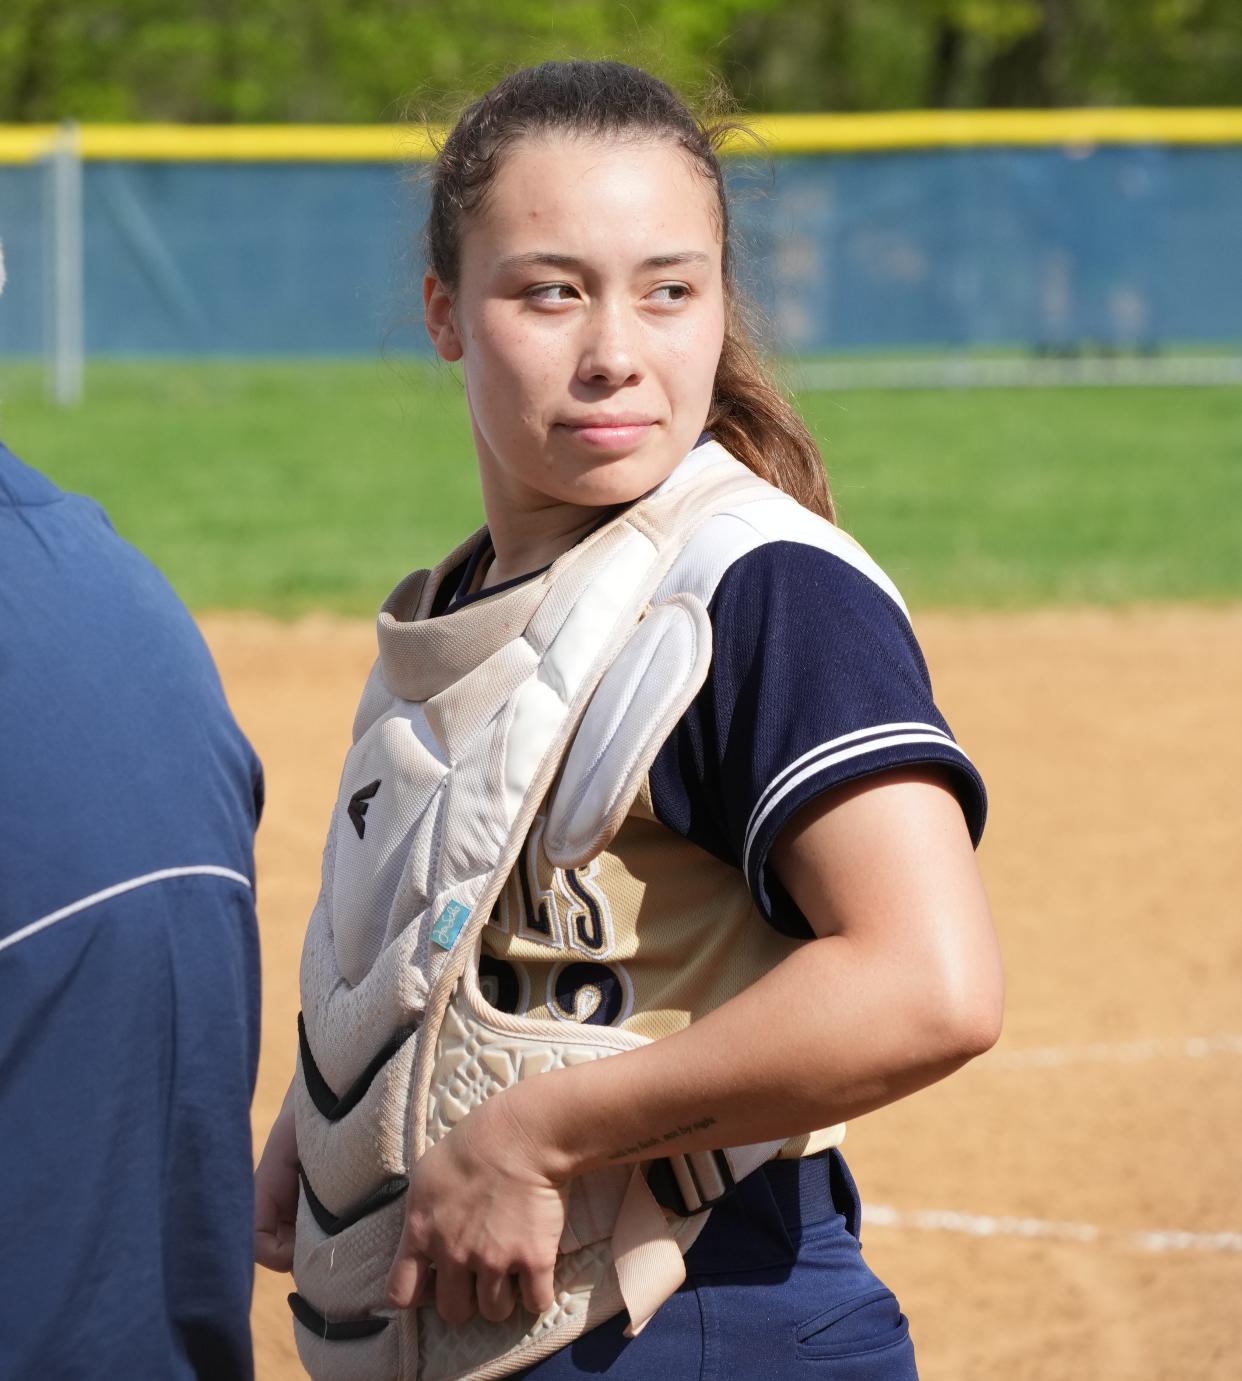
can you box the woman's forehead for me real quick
[466,134,722,262]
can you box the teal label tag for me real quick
[431,900,471,950]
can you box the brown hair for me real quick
[425,60,835,522]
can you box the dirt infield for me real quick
[202,606,1242,1381]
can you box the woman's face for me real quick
[425,135,727,513]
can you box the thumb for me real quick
[386,1219,431,1309]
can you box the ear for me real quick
[424,271,463,362]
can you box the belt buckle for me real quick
[646,1149,737,1217]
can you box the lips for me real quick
[557,416,658,451]
[562,413,656,428]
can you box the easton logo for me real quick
[347,779,382,839]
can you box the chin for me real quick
[561,442,688,501]
[561,460,676,508]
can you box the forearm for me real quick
[505,926,1001,1183]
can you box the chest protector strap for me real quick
[292,449,788,1380]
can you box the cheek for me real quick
[663,307,725,399]
[462,318,566,443]
[467,309,561,398]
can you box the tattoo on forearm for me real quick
[606,1115,718,1162]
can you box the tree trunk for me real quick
[926,19,966,108]
[981,0,1073,107]
[212,0,240,122]
[8,0,61,121]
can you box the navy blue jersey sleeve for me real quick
[649,540,986,937]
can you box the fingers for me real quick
[254,1219,295,1273]
[476,1270,517,1324]
[516,1259,556,1318]
[388,1243,547,1325]
[386,1220,432,1309]
[385,1117,565,1325]
[434,1260,477,1327]
[253,1173,298,1273]
[254,1105,301,1272]
[386,1253,429,1311]
[390,1251,553,1324]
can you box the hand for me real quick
[386,1089,566,1325]
[254,1082,300,1273]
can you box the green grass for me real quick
[1,359,1239,614]
[808,386,1242,606]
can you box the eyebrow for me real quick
[497,250,712,274]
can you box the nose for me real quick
[576,302,641,388]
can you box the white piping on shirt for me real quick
[0,865,253,955]
[741,724,972,881]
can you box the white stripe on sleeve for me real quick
[745,721,952,842]
[742,728,972,881]
[0,865,253,956]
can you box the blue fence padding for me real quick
[0,163,46,354]
[1,147,1239,356]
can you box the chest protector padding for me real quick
[291,449,789,1380]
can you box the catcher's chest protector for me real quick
[292,449,792,1380]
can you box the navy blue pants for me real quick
[516,1150,918,1379]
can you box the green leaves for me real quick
[5,0,1241,122]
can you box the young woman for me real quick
[256,61,1002,1380]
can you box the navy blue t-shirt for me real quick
[0,445,263,1379]
[436,520,986,939]
[650,539,985,935]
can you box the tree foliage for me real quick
[3,0,1240,121]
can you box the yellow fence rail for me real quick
[3,109,1242,164]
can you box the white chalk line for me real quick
[859,1036,1242,1256]
[984,1034,1242,1070]
[865,1205,1242,1254]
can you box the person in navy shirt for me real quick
[0,254,264,1378]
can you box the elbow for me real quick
[918,939,1005,1066]
[939,984,1004,1063]
[933,966,1000,1060]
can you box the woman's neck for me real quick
[480,502,610,589]
[477,466,617,590]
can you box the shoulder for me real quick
[0,441,118,538]
[658,491,927,724]
[656,486,908,621]
[0,443,66,509]
[649,488,986,934]
[0,441,213,670]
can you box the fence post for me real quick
[45,121,84,406]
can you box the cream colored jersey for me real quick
[443,453,988,1161]
[482,782,845,1157]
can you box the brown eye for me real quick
[527,283,579,302]
[649,283,690,303]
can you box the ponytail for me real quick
[708,294,835,521]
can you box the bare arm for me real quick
[511,767,1001,1172]
[387,767,1002,1320]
